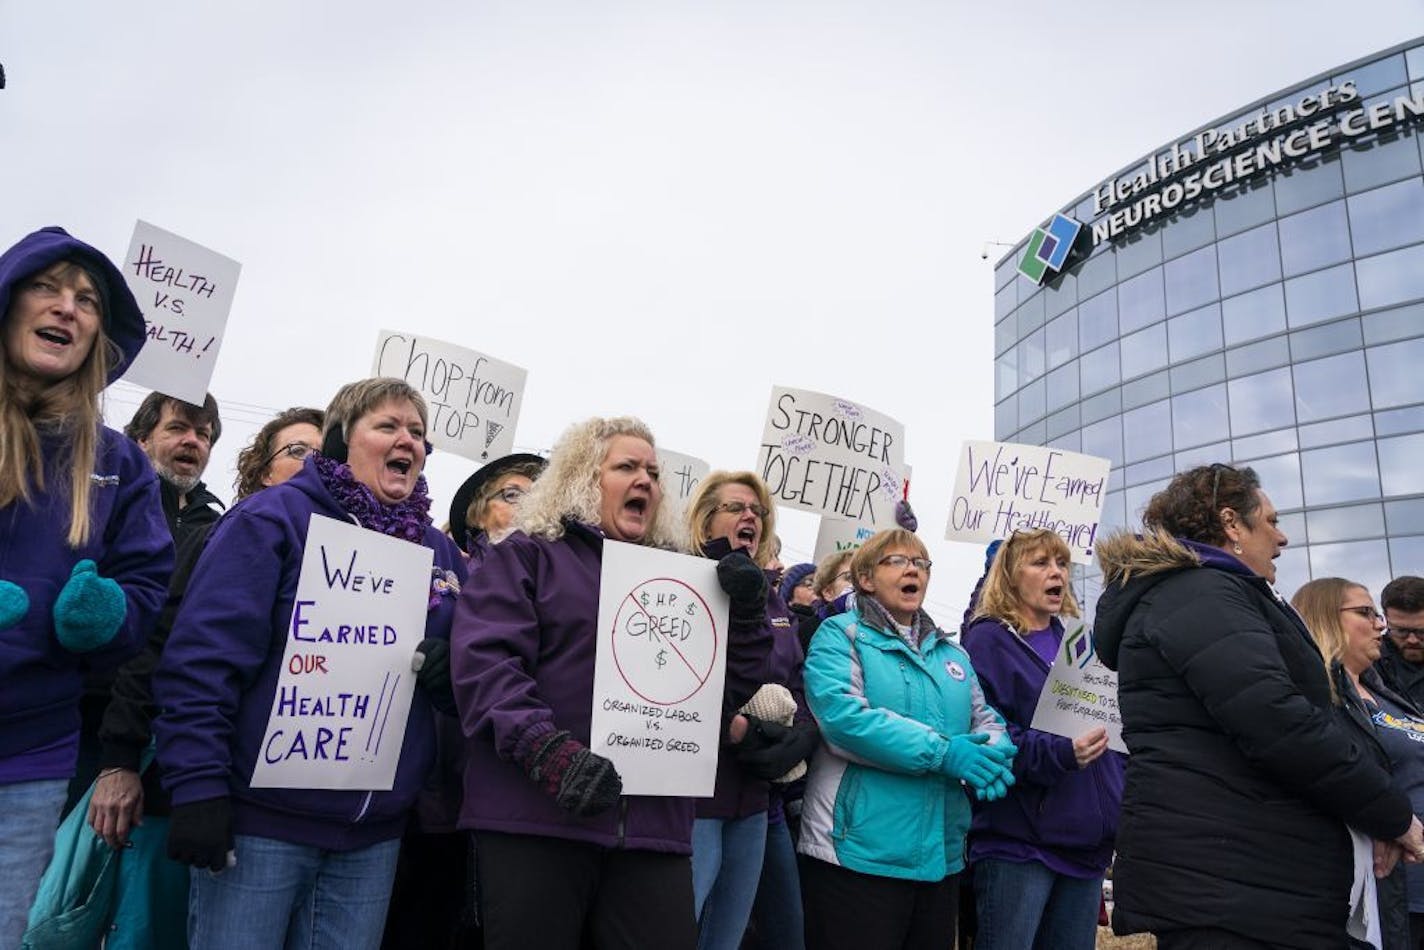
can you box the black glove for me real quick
[717,551,767,628]
[167,797,233,872]
[412,637,457,715]
[736,719,819,781]
[518,728,623,817]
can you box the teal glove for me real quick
[941,732,1014,789]
[0,580,28,628]
[53,560,126,652]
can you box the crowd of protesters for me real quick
[3,224,1424,950]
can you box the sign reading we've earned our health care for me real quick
[1029,624,1127,754]
[119,220,241,406]
[591,541,731,797]
[756,386,906,528]
[250,515,435,791]
[945,441,1110,563]
[372,330,527,463]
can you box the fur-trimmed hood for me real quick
[1093,529,1201,671]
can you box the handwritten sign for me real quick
[118,221,240,405]
[656,448,710,520]
[250,515,435,790]
[372,330,527,462]
[1028,624,1126,754]
[813,518,876,565]
[945,441,1110,563]
[591,541,730,796]
[756,386,905,527]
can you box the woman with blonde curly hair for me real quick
[960,529,1123,950]
[451,418,772,950]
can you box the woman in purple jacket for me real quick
[960,528,1124,950]
[0,227,173,946]
[153,378,467,950]
[451,417,772,950]
[687,471,817,950]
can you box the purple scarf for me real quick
[314,453,431,544]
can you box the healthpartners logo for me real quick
[1017,213,1082,285]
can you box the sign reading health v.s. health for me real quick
[250,515,434,791]
[119,220,241,406]
[1029,624,1127,754]
[372,329,527,463]
[591,541,730,797]
[945,441,1110,563]
[756,386,905,528]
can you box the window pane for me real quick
[1080,342,1120,395]
[995,354,1017,401]
[1285,263,1359,329]
[995,397,1017,438]
[1364,302,1424,346]
[1342,126,1422,193]
[1310,540,1392,600]
[1171,384,1228,449]
[1076,250,1117,300]
[1299,414,1373,450]
[1391,536,1424,578]
[1218,222,1282,298]
[1162,206,1216,259]
[1046,405,1080,440]
[1018,377,1046,426]
[1122,371,1169,411]
[1081,416,1123,467]
[1171,354,1227,393]
[996,315,1017,356]
[1081,388,1122,425]
[1278,200,1351,277]
[1045,274,1077,319]
[1115,229,1162,281]
[1214,179,1276,237]
[1367,337,1424,409]
[1308,504,1385,544]
[1234,428,1298,460]
[1018,328,1045,385]
[1222,283,1287,346]
[1293,351,1370,423]
[1357,243,1424,311]
[1118,267,1165,334]
[1046,361,1080,413]
[1388,499,1424,534]
[1229,367,1296,435]
[1300,442,1381,505]
[1046,310,1078,369]
[1348,179,1424,258]
[1226,336,1291,377]
[1274,154,1344,217]
[1016,290,1046,338]
[1123,399,1173,463]
[1079,289,1119,352]
[1378,432,1424,498]
[1243,452,1303,510]
[1289,319,1362,362]
[1121,323,1168,380]
[1168,303,1223,363]
[1164,245,1219,316]
[1335,53,1406,97]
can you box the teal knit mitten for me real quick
[53,560,126,652]
[0,580,28,628]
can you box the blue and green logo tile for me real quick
[1018,213,1082,285]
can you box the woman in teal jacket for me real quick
[797,527,1016,950]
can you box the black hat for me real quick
[449,453,546,553]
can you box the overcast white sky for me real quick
[4,1,1420,619]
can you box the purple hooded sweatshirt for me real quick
[960,614,1124,876]
[153,458,466,850]
[450,521,772,854]
[0,227,172,783]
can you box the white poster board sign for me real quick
[756,386,905,527]
[945,441,1110,563]
[1029,624,1127,754]
[813,518,876,566]
[250,515,435,790]
[657,448,710,517]
[119,220,240,405]
[590,540,730,796]
[372,329,527,462]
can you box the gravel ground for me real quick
[1096,929,1156,949]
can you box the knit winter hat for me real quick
[778,562,816,603]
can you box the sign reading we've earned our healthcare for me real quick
[250,515,435,791]
[756,386,906,528]
[945,441,1110,563]
[590,541,730,797]
[119,220,241,406]
[1029,624,1127,754]
[372,330,527,463]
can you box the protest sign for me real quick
[811,465,912,563]
[945,441,1110,562]
[250,514,435,790]
[756,386,905,527]
[590,540,730,796]
[119,220,240,405]
[372,330,527,462]
[1029,624,1127,754]
[656,448,710,519]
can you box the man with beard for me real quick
[124,392,224,543]
[1377,576,1424,708]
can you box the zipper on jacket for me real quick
[616,798,628,849]
[353,790,373,823]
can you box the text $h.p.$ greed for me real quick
[950,444,1106,554]
[263,545,404,766]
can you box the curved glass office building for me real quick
[994,38,1424,602]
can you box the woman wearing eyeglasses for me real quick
[959,529,1123,950]
[1095,464,1423,949]
[447,453,547,563]
[798,527,1016,950]
[232,407,325,501]
[685,472,818,950]
[1294,578,1424,950]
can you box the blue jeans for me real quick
[0,778,68,949]
[692,813,769,950]
[188,833,400,950]
[973,857,1102,950]
[747,817,804,950]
